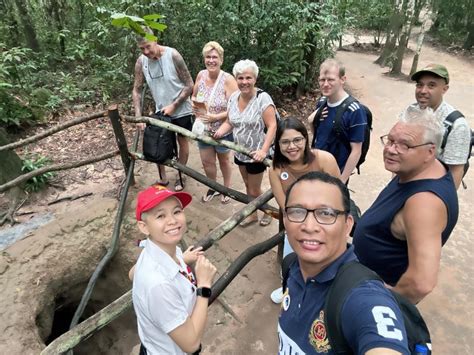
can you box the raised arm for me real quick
[168,256,216,353]
[392,192,446,303]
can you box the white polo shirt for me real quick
[132,240,197,355]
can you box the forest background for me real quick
[0,0,472,192]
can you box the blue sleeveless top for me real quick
[353,171,458,286]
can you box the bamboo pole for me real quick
[123,115,272,167]
[0,111,108,152]
[0,150,119,193]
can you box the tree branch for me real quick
[131,153,279,217]
[123,115,272,167]
[0,111,108,152]
[0,150,119,193]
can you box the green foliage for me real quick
[0,0,354,128]
[345,0,393,45]
[111,13,167,41]
[0,89,34,127]
[21,154,55,192]
[430,0,472,47]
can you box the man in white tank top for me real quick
[132,29,194,191]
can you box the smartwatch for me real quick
[196,287,212,298]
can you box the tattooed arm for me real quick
[161,48,194,116]
[132,57,145,129]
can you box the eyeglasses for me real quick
[284,206,347,224]
[318,78,337,84]
[279,136,305,148]
[148,59,163,79]
[380,135,433,154]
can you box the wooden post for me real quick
[108,105,133,183]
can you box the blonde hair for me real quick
[320,58,345,77]
[202,41,224,61]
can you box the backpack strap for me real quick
[441,110,463,150]
[324,260,381,354]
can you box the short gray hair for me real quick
[136,26,155,44]
[233,59,259,78]
[399,106,444,152]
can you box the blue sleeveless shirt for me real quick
[353,171,458,286]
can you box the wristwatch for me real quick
[196,287,212,298]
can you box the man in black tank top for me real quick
[353,106,458,304]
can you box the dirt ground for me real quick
[0,37,473,354]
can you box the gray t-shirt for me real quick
[228,90,275,162]
[409,102,471,165]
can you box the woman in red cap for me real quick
[132,184,217,355]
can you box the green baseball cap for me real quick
[411,63,449,84]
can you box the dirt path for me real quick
[336,43,474,354]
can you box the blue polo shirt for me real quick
[313,96,367,171]
[278,245,409,354]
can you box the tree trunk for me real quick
[0,129,23,185]
[48,0,66,55]
[409,9,430,77]
[0,128,26,225]
[12,0,40,52]
[375,0,404,66]
[391,0,414,74]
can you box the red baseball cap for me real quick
[136,184,192,221]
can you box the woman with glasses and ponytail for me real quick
[268,117,341,303]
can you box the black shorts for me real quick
[152,113,193,137]
[234,156,267,175]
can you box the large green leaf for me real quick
[143,14,165,20]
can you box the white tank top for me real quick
[141,46,192,118]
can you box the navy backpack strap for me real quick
[441,110,463,150]
[324,261,381,354]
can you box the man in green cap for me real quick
[405,63,471,189]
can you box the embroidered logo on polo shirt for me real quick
[309,310,331,353]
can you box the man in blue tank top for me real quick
[353,106,458,304]
[279,172,409,354]
[132,28,194,191]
